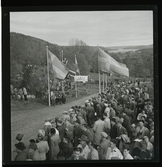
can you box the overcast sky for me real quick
[10,11,153,47]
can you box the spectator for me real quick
[23,87,28,101]
[123,144,133,160]
[87,141,99,160]
[67,147,86,160]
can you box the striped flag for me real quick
[98,48,129,77]
[66,61,78,77]
[48,50,69,80]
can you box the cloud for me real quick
[10,11,153,47]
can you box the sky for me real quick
[10,11,153,47]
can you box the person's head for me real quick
[15,142,26,153]
[73,147,82,158]
[79,135,89,146]
[29,142,38,154]
[110,118,116,125]
[138,120,144,128]
[88,141,95,150]
[16,133,24,142]
[103,112,108,119]
[37,133,43,141]
[110,139,118,149]
[118,114,124,123]
[123,144,131,157]
[50,128,56,135]
[81,123,87,131]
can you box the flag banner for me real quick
[75,55,80,75]
[48,50,69,80]
[67,61,78,77]
[98,48,129,77]
[74,76,88,83]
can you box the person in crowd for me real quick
[19,88,24,101]
[93,115,105,147]
[77,135,90,160]
[87,141,99,160]
[137,110,147,121]
[81,123,93,142]
[86,102,95,128]
[14,142,29,161]
[36,133,49,161]
[61,136,74,160]
[110,118,118,140]
[28,141,41,161]
[67,147,86,160]
[122,144,133,160]
[143,136,153,158]
[103,112,111,136]
[73,119,82,147]
[106,139,123,160]
[137,120,150,139]
[49,128,61,160]
[98,132,110,160]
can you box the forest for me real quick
[10,32,153,96]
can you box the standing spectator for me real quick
[36,134,49,161]
[86,102,95,128]
[73,120,82,147]
[28,142,41,161]
[67,147,86,160]
[19,88,24,101]
[143,136,154,158]
[98,132,110,160]
[105,139,123,160]
[14,142,29,161]
[103,113,111,136]
[61,137,73,160]
[49,128,61,160]
[77,135,90,160]
[123,144,133,159]
[93,116,105,147]
[87,141,99,160]
[110,118,118,140]
[23,87,28,101]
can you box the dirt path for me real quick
[11,92,98,160]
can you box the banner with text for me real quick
[74,76,88,83]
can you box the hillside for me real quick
[10,32,153,96]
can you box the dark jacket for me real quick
[110,124,118,139]
[62,142,73,159]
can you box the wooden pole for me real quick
[46,46,51,106]
[61,50,64,92]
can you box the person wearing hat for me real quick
[14,142,29,161]
[16,133,24,143]
[86,101,95,128]
[64,119,74,142]
[36,133,49,161]
[98,132,110,160]
[105,139,123,160]
[77,135,90,160]
[73,119,82,147]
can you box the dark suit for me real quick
[110,124,118,139]
[86,106,95,127]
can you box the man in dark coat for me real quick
[96,103,102,118]
[86,102,95,127]
[110,118,118,140]
[73,120,82,147]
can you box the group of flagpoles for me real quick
[98,45,108,94]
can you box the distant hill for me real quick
[10,32,153,96]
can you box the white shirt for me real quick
[106,147,123,160]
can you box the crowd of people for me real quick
[13,79,154,161]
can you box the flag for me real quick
[66,61,78,77]
[48,50,69,80]
[98,48,129,77]
[75,55,80,75]
[98,48,111,73]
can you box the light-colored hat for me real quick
[44,121,52,126]
[63,111,68,114]
[101,132,108,138]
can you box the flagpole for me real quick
[61,50,64,92]
[103,72,104,92]
[97,45,101,94]
[46,46,51,106]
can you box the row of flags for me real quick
[48,47,129,81]
[98,48,129,77]
[48,50,80,80]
